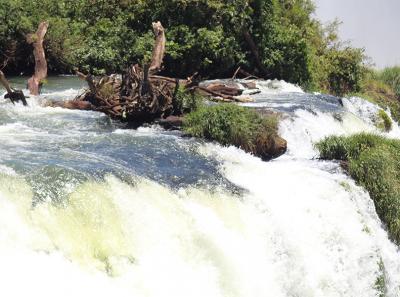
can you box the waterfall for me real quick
[0,77,399,297]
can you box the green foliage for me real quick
[323,47,365,96]
[173,86,203,115]
[317,133,400,245]
[183,104,281,160]
[0,0,366,92]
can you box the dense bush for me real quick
[0,0,366,92]
[183,104,285,160]
[317,133,400,245]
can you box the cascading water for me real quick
[0,77,399,297]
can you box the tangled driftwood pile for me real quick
[50,22,255,125]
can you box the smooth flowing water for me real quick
[0,77,399,297]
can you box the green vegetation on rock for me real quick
[316,133,400,245]
[376,110,392,132]
[183,104,286,160]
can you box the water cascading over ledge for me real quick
[0,77,399,297]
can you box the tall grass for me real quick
[316,133,400,245]
[379,66,400,98]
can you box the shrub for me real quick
[317,133,400,245]
[183,104,285,160]
[323,47,366,96]
[173,86,204,115]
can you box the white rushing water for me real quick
[0,78,399,297]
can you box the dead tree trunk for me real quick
[27,21,49,95]
[149,21,166,74]
[0,70,27,106]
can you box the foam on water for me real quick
[255,79,304,94]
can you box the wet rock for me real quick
[256,134,287,161]
[157,115,184,130]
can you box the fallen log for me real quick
[27,21,49,95]
[0,70,28,106]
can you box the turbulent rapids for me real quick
[1,76,400,297]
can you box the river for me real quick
[0,77,399,297]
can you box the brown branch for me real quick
[232,67,241,80]
[0,70,28,106]
[76,69,97,94]
[27,21,49,95]
[0,70,13,94]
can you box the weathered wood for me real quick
[27,21,49,95]
[0,70,13,94]
[149,21,166,74]
[0,70,28,106]
[76,70,97,94]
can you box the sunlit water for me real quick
[0,77,399,297]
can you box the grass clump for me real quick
[316,133,400,244]
[183,104,286,160]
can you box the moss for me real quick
[183,104,286,160]
[376,110,392,132]
[317,133,400,245]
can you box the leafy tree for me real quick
[0,0,367,92]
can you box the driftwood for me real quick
[27,21,49,95]
[0,70,27,106]
[49,22,254,124]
